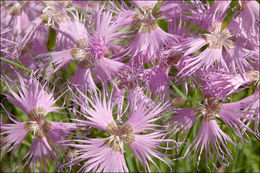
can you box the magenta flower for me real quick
[183,119,235,169]
[143,64,172,99]
[0,1,44,58]
[199,70,259,99]
[239,85,260,137]
[1,74,77,171]
[114,1,179,63]
[228,0,259,51]
[178,1,231,29]
[41,4,125,85]
[169,95,258,168]
[177,22,236,76]
[63,86,176,172]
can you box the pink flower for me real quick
[229,0,259,51]
[199,70,259,99]
[180,1,231,29]
[1,74,77,171]
[114,1,179,63]
[1,1,44,58]
[63,86,175,172]
[183,119,235,169]
[143,64,172,99]
[177,23,234,76]
[239,86,260,137]
[169,95,258,168]
[41,4,125,84]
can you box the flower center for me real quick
[27,107,47,121]
[24,108,52,138]
[104,122,135,153]
[76,38,88,49]
[71,48,88,60]
[246,70,259,81]
[41,6,67,26]
[6,2,25,16]
[194,95,221,121]
[71,48,93,69]
[203,25,235,49]
[118,80,138,90]
[133,6,160,33]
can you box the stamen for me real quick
[106,122,119,135]
[71,48,93,69]
[104,123,135,152]
[41,6,67,26]
[203,25,235,49]
[76,38,88,49]
[24,120,52,138]
[71,48,88,61]
[246,71,259,81]
[119,124,135,145]
[133,6,158,33]
[27,107,47,121]
[6,2,25,16]
[194,95,222,121]
[104,135,125,153]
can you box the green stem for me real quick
[170,81,186,99]
[0,57,31,73]
[232,147,240,172]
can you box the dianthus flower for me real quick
[228,0,259,51]
[240,86,260,137]
[177,1,231,29]
[143,63,173,99]
[114,1,179,63]
[168,95,258,169]
[175,2,258,77]
[0,73,78,171]
[62,86,176,172]
[41,2,125,87]
[199,70,259,99]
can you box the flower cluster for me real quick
[0,1,259,172]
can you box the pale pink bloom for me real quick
[143,64,172,99]
[114,1,179,63]
[1,74,77,171]
[63,86,175,172]
[199,70,259,99]
[1,1,30,36]
[239,86,260,137]
[176,19,255,77]
[169,95,258,168]
[42,4,125,84]
[182,119,235,169]
[228,0,259,51]
[178,1,230,29]
[0,1,45,58]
